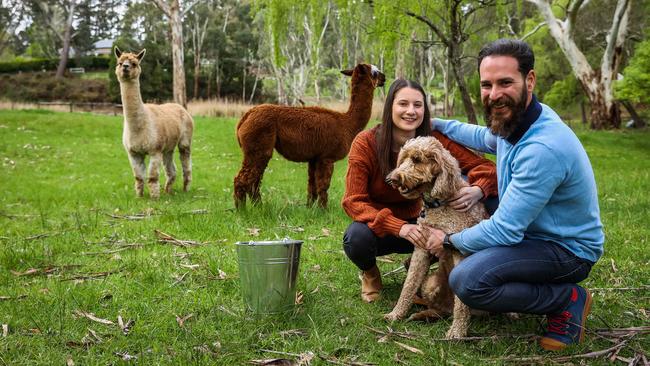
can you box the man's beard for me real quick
[483,85,528,138]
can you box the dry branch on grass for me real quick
[80,243,144,256]
[61,268,123,282]
[24,231,63,241]
[11,265,82,277]
[0,295,27,301]
[154,229,205,247]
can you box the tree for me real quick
[526,0,632,129]
[26,0,80,78]
[0,0,27,57]
[150,0,200,107]
[615,38,650,128]
[402,0,499,124]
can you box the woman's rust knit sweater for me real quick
[342,126,498,237]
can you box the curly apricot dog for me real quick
[383,136,488,339]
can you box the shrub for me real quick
[0,72,109,102]
[0,56,110,74]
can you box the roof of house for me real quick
[94,39,114,49]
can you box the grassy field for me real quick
[0,109,648,365]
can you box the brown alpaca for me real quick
[233,64,386,208]
[383,136,488,339]
[114,47,193,199]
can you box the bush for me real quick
[0,56,110,74]
[0,72,109,102]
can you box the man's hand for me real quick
[448,186,484,212]
[426,228,447,258]
[399,224,429,249]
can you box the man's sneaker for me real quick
[539,286,592,351]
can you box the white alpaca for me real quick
[114,47,193,198]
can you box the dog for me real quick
[383,136,488,339]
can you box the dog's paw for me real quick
[505,312,521,320]
[444,327,467,340]
[383,312,402,322]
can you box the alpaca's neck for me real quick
[345,83,374,133]
[119,79,147,128]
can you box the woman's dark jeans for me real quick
[449,238,593,315]
[343,221,416,271]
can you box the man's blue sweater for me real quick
[433,97,604,263]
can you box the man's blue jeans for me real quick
[449,238,593,315]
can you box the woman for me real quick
[341,79,498,302]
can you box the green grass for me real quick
[0,109,648,365]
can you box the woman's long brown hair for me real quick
[375,79,432,177]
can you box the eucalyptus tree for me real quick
[525,0,634,129]
[0,0,27,57]
[255,0,329,104]
[25,0,80,78]
[395,0,500,124]
[150,0,201,107]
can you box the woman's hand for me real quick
[399,224,429,249]
[448,186,484,212]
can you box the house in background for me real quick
[92,39,114,56]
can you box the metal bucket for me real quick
[236,239,303,314]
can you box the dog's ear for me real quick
[430,146,462,199]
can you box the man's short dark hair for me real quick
[477,39,535,78]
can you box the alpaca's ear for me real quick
[136,49,146,61]
[114,46,122,58]
[341,69,353,77]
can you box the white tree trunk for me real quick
[152,0,193,108]
[55,1,76,79]
[527,0,631,129]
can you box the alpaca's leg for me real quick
[384,248,431,321]
[147,152,163,199]
[234,153,271,207]
[307,160,317,205]
[128,152,146,197]
[178,145,192,192]
[163,151,176,194]
[314,159,334,208]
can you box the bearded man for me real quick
[424,39,604,350]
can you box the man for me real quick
[425,39,604,351]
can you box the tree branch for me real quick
[566,0,585,37]
[520,21,547,41]
[181,0,202,18]
[150,0,171,18]
[405,11,449,47]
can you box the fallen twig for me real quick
[106,212,152,220]
[317,353,377,366]
[184,209,209,215]
[73,310,115,325]
[429,333,538,341]
[61,268,123,282]
[11,265,81,277]
[24,232,62,241]
[486,340,628,363]
[80,244,144,255]
[0,295,27,301]
[591,285,649,291]
[154,229,204,247]
[364,326,419,340]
